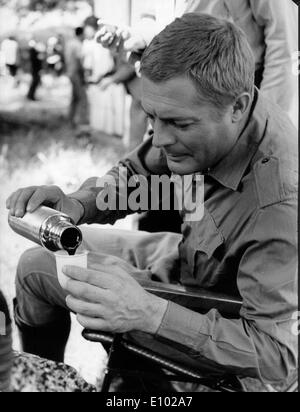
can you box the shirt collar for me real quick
[206,89,269,191]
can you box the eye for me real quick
[172,122,192,130]
[146,114,154,120]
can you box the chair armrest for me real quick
[134,278,242,318]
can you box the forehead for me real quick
[141,76,206,118]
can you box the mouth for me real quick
[166,153,189,161]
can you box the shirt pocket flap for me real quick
[193,212,225,259]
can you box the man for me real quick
[65,27,89,128]
[1,36,19,87]
[97,0,298,235]
[7,14,297,387]
[27,40,43,101]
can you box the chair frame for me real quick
[83,330,247,392]
[82,280,298,393]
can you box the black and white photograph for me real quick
[0,0,299,395]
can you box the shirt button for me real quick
[262,158,270,164]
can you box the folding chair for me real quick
[83,280,248,392]
[83,279,298,393]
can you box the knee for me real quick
[16,247,54,292]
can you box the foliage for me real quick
[0,0,94,13]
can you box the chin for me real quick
[167,158,199,175]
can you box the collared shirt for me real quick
[1,39,18,66]
[70,91,298,383]
[183,0,298,113]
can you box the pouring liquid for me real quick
[66,249,77,256]
[61,227,81,256]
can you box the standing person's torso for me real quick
[184,0,265,71]
[65,38,84,82]
[82,39,114,80]
[1,39,18,66]
[29,47,43,73]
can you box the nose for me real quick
[152,119,176,148]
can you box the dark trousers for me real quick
[69,78,89,126]
[27,72,41,100]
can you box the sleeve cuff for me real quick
[68,190,100,225]
[156,301,208,350]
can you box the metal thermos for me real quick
[8,206,82,253]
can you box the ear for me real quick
[232,93,252,123]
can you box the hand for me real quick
[63,261,168,335]
[6,185,84,224]
[123,32,147,52]
[99,77,114,91]
[95,25,124,51]
[96,26,146,53]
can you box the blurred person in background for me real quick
[83,16,114,85]
[81,16,116,134]
[99,54,148,151]
[46,35,65,77]
[97,13,158,151]
[27,40,44,101]
[65,27,89,129]
[1,36,20,87]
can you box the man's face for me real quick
[141,76,239,175]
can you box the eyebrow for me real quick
[141,105,198,122]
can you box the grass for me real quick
[0,75,130,385]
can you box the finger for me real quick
[27,185,62,212]
[76,314,113,332]
[26,187,48,213]
[6,192,15,209]
[120,28,130,41]
[123,39,136,52]
[64,279,110,304]
[7,189,26,215]
[66,295,105,318]
[101,32,114,45]
[6,190,21,211]
[96,27,107,38]
[14,188,37,217]
[63,266,115,289]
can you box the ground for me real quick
[0,73,133,386]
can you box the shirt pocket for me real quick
[180,212,225,288]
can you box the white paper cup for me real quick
[55,250,88,289]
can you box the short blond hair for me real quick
[141,13,255,108]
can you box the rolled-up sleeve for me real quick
[69,136,169,225]
[156,199,298,384]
